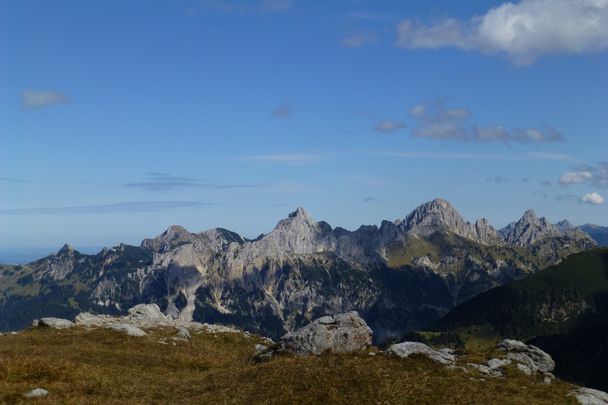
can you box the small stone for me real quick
[386,342,455,366]
[36,317,75,330]
[24,388,48,398]
[253,344,273,360]
[109,323,147,337]
[176,326,191,340]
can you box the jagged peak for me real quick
[500,209,562,247]
[57,243,75,255]
[288,207,312,220]
[555,219,574,230]
[521,209,538,222]
[141,224,195,251]
[413,198,457,213]
[402,198,465,230]
[274,207,316,231]
[162,225,190,236]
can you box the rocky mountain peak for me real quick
[276,207,317,231]
[399,199,501,244]
[555,220,574,232]
[401,199,461,229]
[164,225,190,237]
[57,244,75,255]
[249,208,334,255]
[522,209,538,222]
[288,207,313,221]
[500,209,562,247]
[402,199,473,238]
[141,225,195,252]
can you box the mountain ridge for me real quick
[0,199,598,343]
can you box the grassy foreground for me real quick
[0,327,578,404]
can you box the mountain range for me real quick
[0,199,599,343]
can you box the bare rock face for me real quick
[386,342,455,366]
[500,210,563,247]
[33,244,79,281]
[141,225,196,252]
[497,339,555,373]
[75,304,243,337]
[275,312,372,355]
[400,199,501,245]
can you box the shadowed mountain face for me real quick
[0,199,597,343]
[431,248,608,391]
[554,221,608,247]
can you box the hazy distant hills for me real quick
[555,220,608,247]
[0,199,598,342]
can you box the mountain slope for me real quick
[579,224,608,247]
[432,248,608,390]
[0,199,597,343]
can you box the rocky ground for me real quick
[0,305,605,404]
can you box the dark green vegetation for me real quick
[0,327,579,404]
[429,248,608,390]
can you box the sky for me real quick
[1,0,607,251]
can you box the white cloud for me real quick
[582,192,605,205]
[339,33,377,48]
[559,162,608,187]
[560,171,593,185]
[373,120,407,133]
[22,90,70,109]
[396,0,608,64]
[409,100,563,143]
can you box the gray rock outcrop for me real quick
[75,303,242,337]
[571,388,608,405]
[497,339,555,373]
[386,342,455,366]
[273,312,372,355]
[109,323,147,337]
[34,317,75,330]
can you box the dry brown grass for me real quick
[0,327,578,404]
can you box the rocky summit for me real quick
[0,199,597,344]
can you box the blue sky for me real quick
[1,0,607,249]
